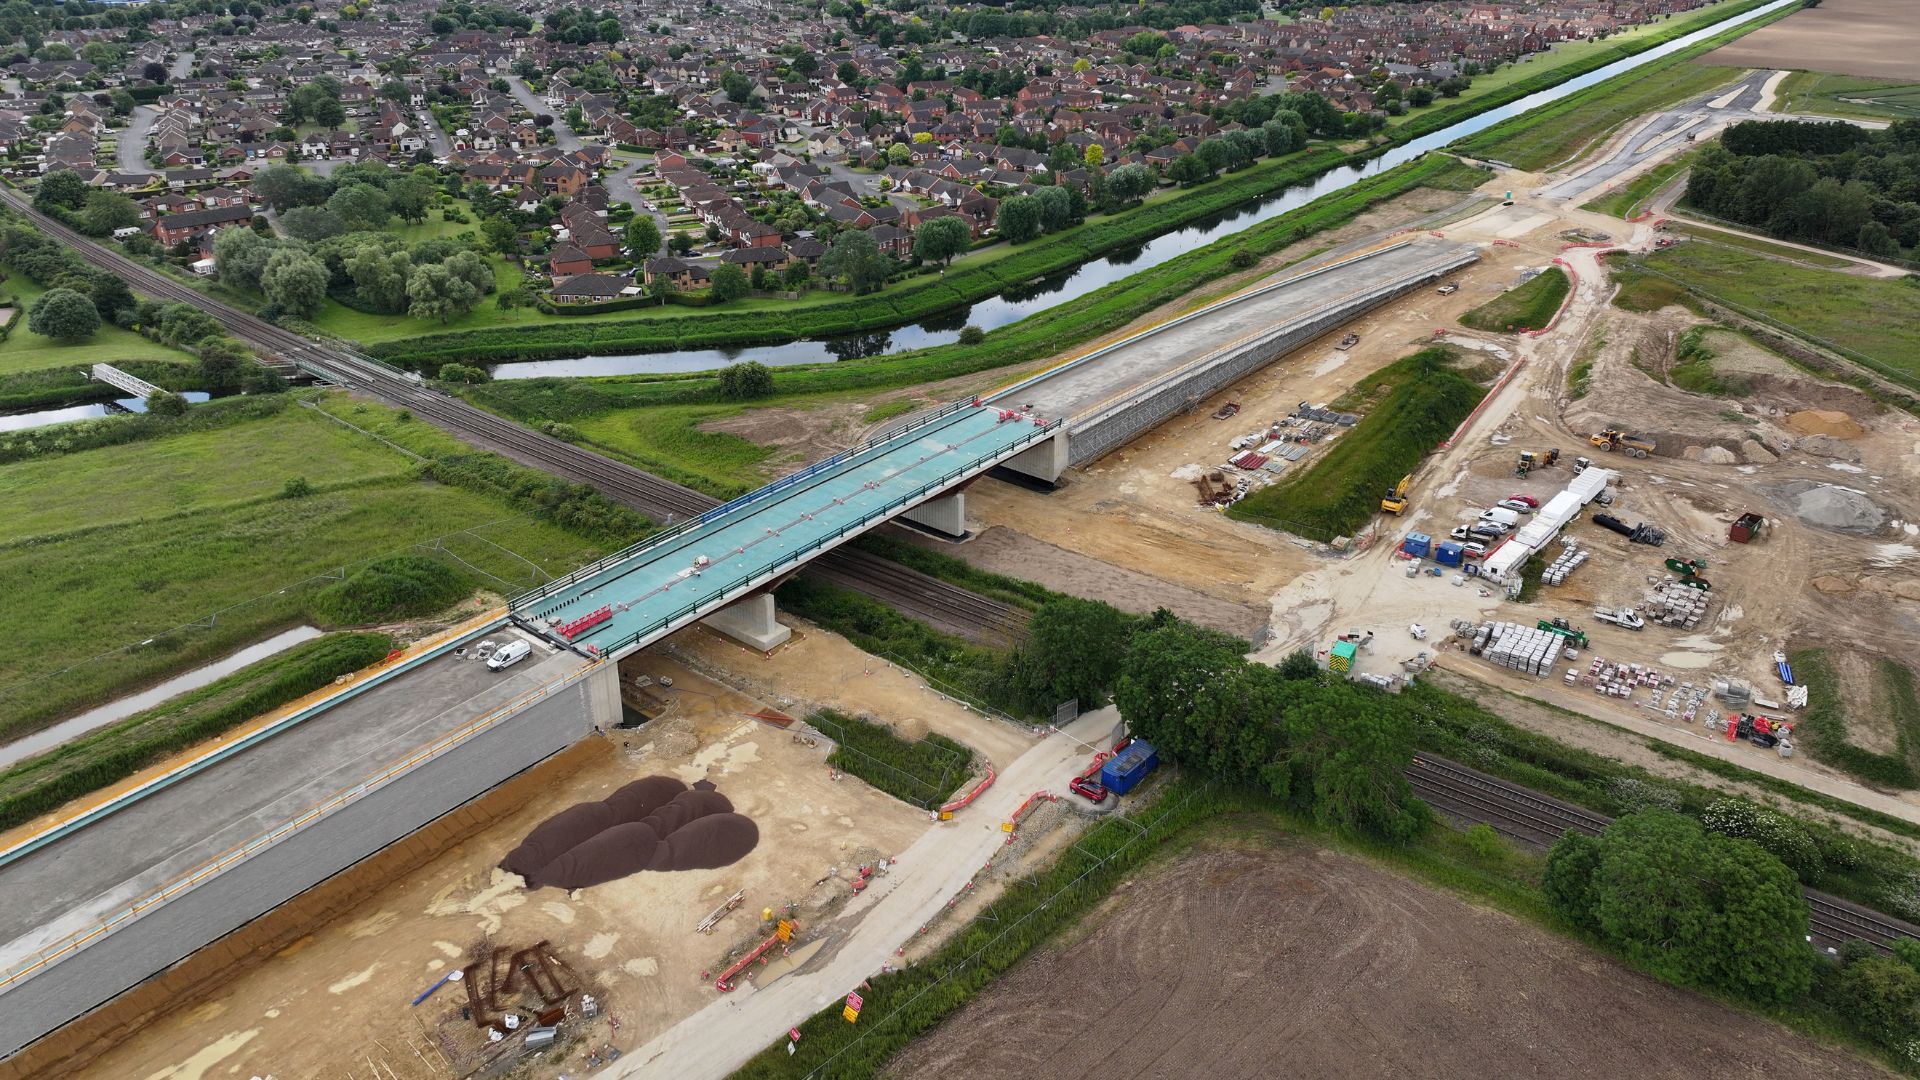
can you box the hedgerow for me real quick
[310,555,470,625]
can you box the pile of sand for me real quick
[1787,483,1886,533]
[502,776,758,891]
[1739,439,1777,465]
[1785,410,1865,439]
[1682,445,1739,464]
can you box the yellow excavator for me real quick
[1381,474,1411,514]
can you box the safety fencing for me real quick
[0,655,602,996]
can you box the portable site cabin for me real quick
[1100,740,1160,795]
[1329,640,1358,674]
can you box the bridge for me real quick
[88,364,161,400]
[511,399,1063,654]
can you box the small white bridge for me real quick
[89,363,163,399]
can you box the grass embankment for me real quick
[0,632,393,832]
[1459,267,1571,332]
[1580,149,1697,219]
[1666,326,1752,396]
[0,393,636,741]
[1613,244,1920,387]
[0,268,201,376]
[1456,63,1745,170]
[463,156,1489,496]
[1673,224,1855,268]
[807,708,974,809]
[1790,648,1920,790]
[1774,72,1920,123]
[1229,347,1485,540]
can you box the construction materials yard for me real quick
[887,831,1895,1079]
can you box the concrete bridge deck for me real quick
[511,400,1062,657]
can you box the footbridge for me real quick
[88,363,161,399]
[508,399,1063,655]
[984,239,1481,476]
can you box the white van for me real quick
[487,639,531,671]
[1478,507,1521,528]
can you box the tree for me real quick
[1034,186,1073,233]
[78,191,141,236]
[1408,85,1435,108]
[344,246,411,311]
[836,61,859,85]
[626,216,661,259]
[443,250,495,295]
[480,216,520,255]
[386,177,432,224]
[145,390,189,416]
[792,53,819,78]
[196,339,250,390]
[997,194,1041,243]
[886,141,913,166]
[667,232,695,256]
[716,361,774,399]
[214,227,280,292]
[27,288,101,341]
[820,229,890,294]
[720,70,754,102]
[438,363,489,383]
[1826,952,1920,1051]
[1083,144,1104,168]
[1104,163,1152,207]
[1197,137,1236,175]
[1167,153,1210,186]
[1010,598,1139,711]
[326,183,391,230]
[260,248,329,318]
[33,170,88,213]
[279,206,345,242]
[142,61,169,84]
[710,263,749,303]
[911,216,969,267]
[407,262,481,322]
[1280,685,1423,840]
[1123,31,1170,56]
[255,165,330,211]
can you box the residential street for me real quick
[505,76,581,151]
[607,707,1123,1080]
[116,106,157,173]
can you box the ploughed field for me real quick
[886,836,1890,1079]
[1704,0,1920,80]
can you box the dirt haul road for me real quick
[606,705,1124,1080]
[886,836,1895,1080]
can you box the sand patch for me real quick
[327,963,380,995]
[139,1029,259,1080]
[1786,409,1865,439]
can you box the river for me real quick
[492,0,1795,381]
[0,392,212,433]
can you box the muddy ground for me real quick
[887,833,1894,1079]
[1705,0,1920,80]
[77,623,1028,1080]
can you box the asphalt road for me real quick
[115,105,157,174]
[0,628,570,979]
[507,76,581,151]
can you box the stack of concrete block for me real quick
[1542,542,1588,586]
[1644,580,1711,628]
[1479,621,1560,676]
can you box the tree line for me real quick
[1685,119,1920,258]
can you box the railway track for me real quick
[1408,753,1920,953]
[0,189,1028,640]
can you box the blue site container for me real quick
[1100,740,1160,795]
[1435,542,1464,567]
[1401,532,1432,559]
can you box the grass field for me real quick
[1460,267,1571,332]
[1621,243,1920,381]
[1673,224,1856,268]
[1580,150,1697,218]
[0,271,200,377]
[570,401,778,495]
[1460,64,1745,171]
[1773,72,1920,121]
[0,396,612,739]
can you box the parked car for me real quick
[1505,494,1540,508]
[1462,541,1490,559]
[1467,525,1507,542]
[1069,776,1108,802]
[1436,282,1459,295]
[1497,498,1535,514]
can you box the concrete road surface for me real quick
[608,707,1126,1080]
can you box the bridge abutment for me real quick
[992,430,1069,487]
[900,490,968,539]
[583,660,623,732]
[700,592,792,652]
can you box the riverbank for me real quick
[366,0,1790,371]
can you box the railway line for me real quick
[0,189,1028,641]
[1408,753,1920,953]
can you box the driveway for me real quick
[505,76,581,152]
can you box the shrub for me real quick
[716,360,775,400]
[1229,247,1259,269]
[310,555,470,625]
[281,476,315,499]
[957,325,985,346]
[810,708,973,808]
[437,362,491,384]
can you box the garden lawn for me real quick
[1628,243,1920,382]
[0,272,200,377]
[0,406,412,543]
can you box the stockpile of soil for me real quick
[1772,480,1887,535]
[501,776,758,891]
[1786,409,1865,439]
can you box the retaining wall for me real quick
[1064,248,1481,466]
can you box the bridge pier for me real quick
[900,489,968,539]
[584,659,623,731]
[701,592,791,652]
[992,430,1069,487]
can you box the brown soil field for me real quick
[1705,0,1920,80]
[887,833,1894,1080]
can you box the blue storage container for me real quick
[1401,532,1432,558]
[1100,740,1160,795]
[1435,542,1464,567]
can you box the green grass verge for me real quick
[861,399,917,425]
[1667,326,1753,396]
[0,393,629,741]
[1580,150,1697,219]
[808,707,974,809]
[1791,648,1919,790]
[1615,245,1920,386]
[1460,267,1571,332]
[1773,72,1920,122]
[0,269,201,376]
[1673,224,1855,269]
[0,632,394,832]
[1229,347,1485,540]
[1456,63,1746,171]
[463,156,1489,497]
